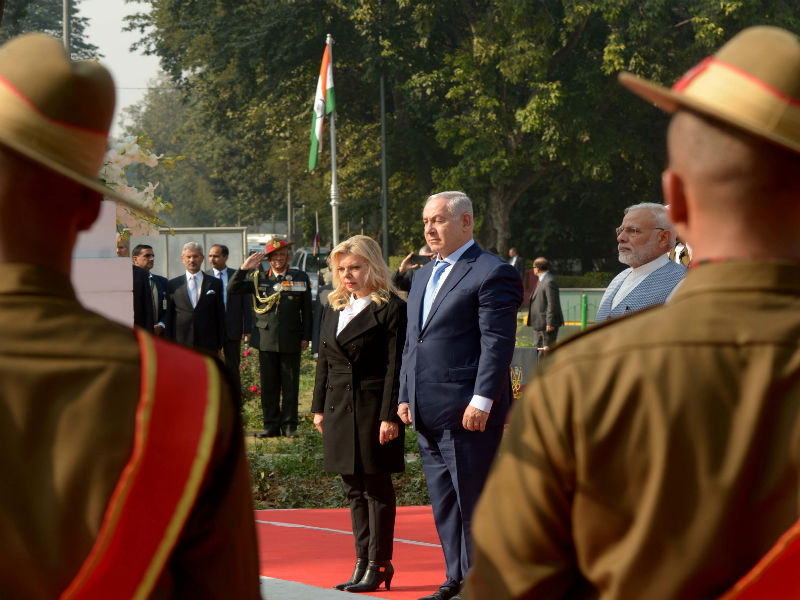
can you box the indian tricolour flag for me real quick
[308,42,336,171]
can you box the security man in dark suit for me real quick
[207,243,253,396]
[132,244,168,335]
[229,237,312,438]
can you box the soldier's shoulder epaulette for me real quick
[548,304,663,354]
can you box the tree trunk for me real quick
[486,168,552,255]
[487,185,514,255]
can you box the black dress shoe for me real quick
[255,429,280,439]
[418,584,460,600]
[283,428,297,438]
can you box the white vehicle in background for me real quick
[291,246,330,302]
[246,233,283,255]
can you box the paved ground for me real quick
[261,576,382,599]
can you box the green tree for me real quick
[124,0,800,265]
[0,0,98,59]
[121,74,281,227]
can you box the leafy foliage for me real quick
[0,0,98,59]
[124,0,800,267]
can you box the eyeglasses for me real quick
[615,226,665,237]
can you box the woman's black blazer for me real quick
[311,293,407,474]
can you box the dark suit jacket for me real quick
[166,272,226,352]
[312,295,407,474]
[133,266,168,332]
[206,267,253,341]
[133,265,151,329]
[508,255,525,279]
[399,243,523,431]
[528,271,564,330]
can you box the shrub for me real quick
[556,271,615,288]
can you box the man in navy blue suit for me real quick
[398,191,523,600]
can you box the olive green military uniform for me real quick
[0,264,261,599]
[229,265,312,435]
[465,261,800,600]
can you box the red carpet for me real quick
[256,506,445,598]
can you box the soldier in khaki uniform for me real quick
[0,34,260,598]
[230,237,312,437]
[465,27,800,600]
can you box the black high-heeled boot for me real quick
[333,558,368,591]
[345,560,394,593]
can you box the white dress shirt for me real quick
[337,294,373,336]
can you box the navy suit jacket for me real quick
[399,243,523,430]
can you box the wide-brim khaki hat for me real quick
[0,33,152,214]
[619,26,800,155]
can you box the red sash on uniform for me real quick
[719,518,800,599]
[60,330,221,600]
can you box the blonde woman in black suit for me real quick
[312,235,407,593]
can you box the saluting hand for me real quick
[242,252,265,270]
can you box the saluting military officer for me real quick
[229,237,312,438]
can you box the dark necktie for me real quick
[149,275,158,318]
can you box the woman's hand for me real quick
[379,420,399,445]
[313,412,323,434]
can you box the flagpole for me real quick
[327,34,340,247]
[380,73,389,263]
[286,178,292,242]
[315,211,320,249]
[63,0,71,52]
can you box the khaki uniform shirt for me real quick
[0,265,261,599]
[465,261,800,600]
